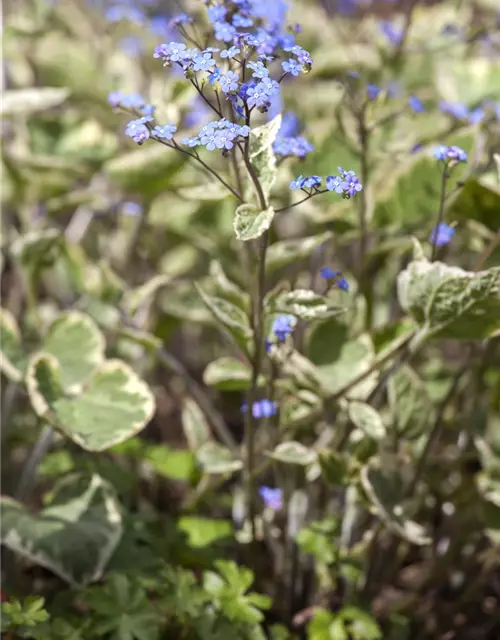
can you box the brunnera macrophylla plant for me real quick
[109,0,364,528]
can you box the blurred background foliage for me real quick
[1,0,500,638]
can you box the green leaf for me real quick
[43,311,105,393]
[269,441,317,466]
[448,178,500,231]
[11,229,62,269]
[123,275,172,316]
[234,204,275,241]
[266,232,333,273]
[348,402,386,441]
[196,442,243,474]
[397,251,500,339]
[26,352,64,416]
[209,261,249,310]
[144,444,195,483]
[360,459,430,545]
[196,283,253,352]
[203,357,253,390]
[29,358,155,452]
[340,606,382,640]
[296,519,338,565]
[0,308,25,382]
[308,323,377,399]
[1,88,70,115]
[182,397,212,450]
[85,573,161,640]
[388,366,434,440]
[271,289,346,320]
[0,474,123,586]
[178,516,233,548]
[105,145,187,199]
[248,114,281,199]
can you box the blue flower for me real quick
[153,124,177,140]
[326,175,344,194]
[439,101,469,120]
[233,13,253,28]
[259,486,283,510]
[219,70,239,94]
[214,21,237,43]
[247,60,269,79]
[341,174,363,197]
[193,52,216,72]
[121,202,143,217]
[430,223,455,247]
[367,84,381,100]
[303,175,322,189]
[320,266,339,280]
[246,83,272,109]
[182,136,200,147]
[273,135,313,158]
[468,107,484,124]
[433,145,467,164]
[125,116,153,144]
[241,399,278,419]
[282,58,301,76]
[208,67,222,85]
[221,46,241,59]
[153,41,187,64]
[336,277,349,292]
[207,6,227,23]
[408,95,425,113]
[380,20,403,45]
[272,315,296,342]
[290,175,305,190]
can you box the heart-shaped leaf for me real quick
[271,289,346,320]
[0,474,123,586]
[182,398,212,450]
[348,401,386,441]
[43,311,105,393]
[270,441,317,466]
[196,442,243,474]
[360,459,430,545]
[234,204,275,241]
[266,232,333,273]
[0,308,25,382]
[27,356,155,452]
[397,244,500,339]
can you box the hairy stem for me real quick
[430,168,449,261]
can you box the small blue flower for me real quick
[125,116,153,144]
[241,399,278,419]
[273,135,313,158]
[272,315,296,342]
[153,41,187,64]
[302,175,322,189]
[367,84,381,100]
[468,107,484,124]
[380,20,403,45]
[282,58,301,76]
[193,52,216,72]
[430,223,455,247]
[439,101,469,120]
[326,175,344,194]
[408,95,425,113]
[433,145,467,164]
[246,83,271,109]
[290,175,305,190]
[336,277,349,292]
[259,486,283,510]
[219,70,239,94]
[341,174,363,197]
[153,124,177,140]
[121,202,143,217]
[220,46,240,59]
[208,67,222,85]
[182,136,200,147]
[214,21,237,43]
[247,60,269,79]
[320,267,339,280]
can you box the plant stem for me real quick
[240,135,269,541]
[430,168,449,261]
[15,425,54,500]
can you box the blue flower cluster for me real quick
[320,267,350,292]
[259,486,283,510]
[433,144,468,165]
[272,315,296,342]
[273,135,314,158]
[430,223,455,247]
[241,399,278,419]
[290,167,363,199]
[183,119,251,151]
[439,100,500,125]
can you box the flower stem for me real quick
[431,168,449,261]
